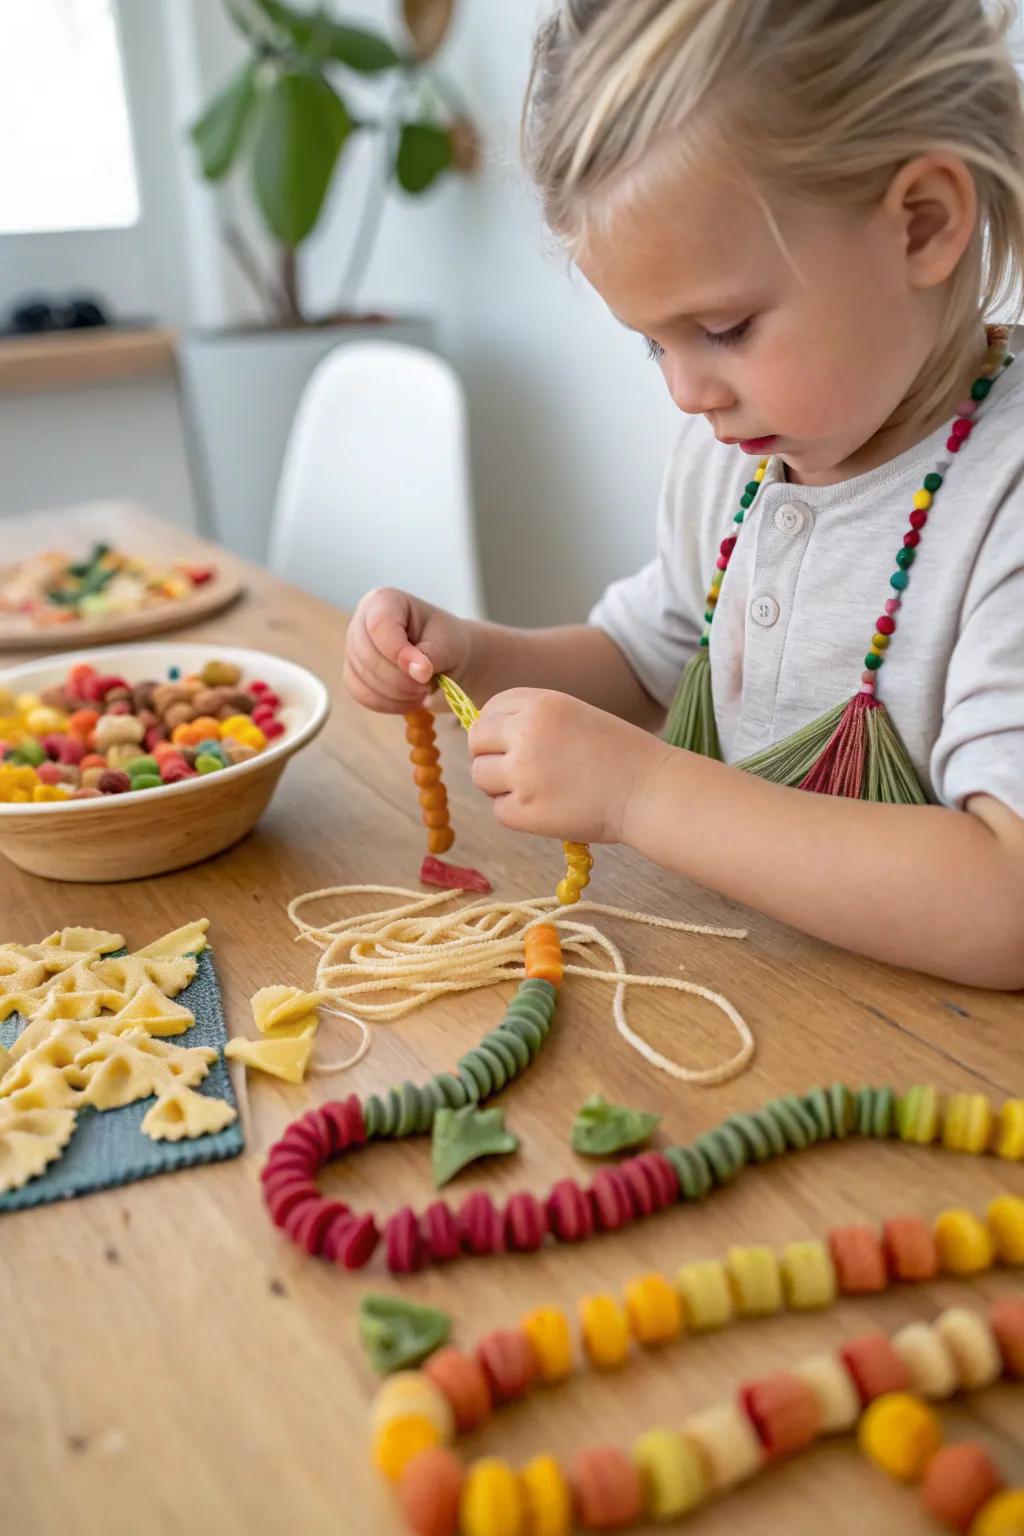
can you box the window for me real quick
[0,0,139,235]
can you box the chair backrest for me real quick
[269,341,486,619]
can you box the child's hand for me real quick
[467,688,670,845]
[344,587,472,713]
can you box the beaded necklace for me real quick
[665,326,1015,801]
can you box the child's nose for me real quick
[662,354,734,418]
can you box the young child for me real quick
[345,0,1024,990]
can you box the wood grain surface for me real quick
[0,504,1021,1536]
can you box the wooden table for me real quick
[1,505,1021,1536]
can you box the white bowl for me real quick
[0,642,330,881]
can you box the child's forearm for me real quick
[625,747,1024,989]
[461,622,664,730]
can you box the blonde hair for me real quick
[524,0,1024,421]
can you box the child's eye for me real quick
[703,317,753,348]
[644,337,665,363]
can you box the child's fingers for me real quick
[470,751,510,797]
[344,642,427,712]
[396,641,435,685]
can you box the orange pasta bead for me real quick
[414,764,443,787]
[525,925,563,987]
[428,827,455,854]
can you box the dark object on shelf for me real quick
[3,295,110,336]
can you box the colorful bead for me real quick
[726,1246,783,1316]
[681,1403,763,1491]
[580,1294,631,1369]
[374,1416,445,1483]
[398,1447,465,1536]
[935,1209,995,1275]
[986,1195,1024,1264]
[476,1329,538,1403]
[971,1490,1024,1535]
[898,1085,942,1143]
[891,570,909,591]
[876,615,896,635]
[922,1443,1004,1533]
[521,1307,574,1383]
[828,1225,887,1294]
[521,1455,572,1536]
[780,1241,836,1310]
[632,1428,708,1521]
[840,1333,911,1405]
[740,1372,821,1458]
[891,1323,959,1402]
[570,1446,643,1530]
[424,1349,493,1433]
[460,1458,524,1536]
[524,925,563,986]
[858,1392,943,1481]
[882,1216,939,1283]
[995,1101,1024,1160]
[989,1298,1024,1377]
[942,1093,993,1154]
[913,489,934,510]
[790,1353,861,1433]
[935,1308,1002,1390]
[675,1260,734,1330]
[624,1272,683,1344]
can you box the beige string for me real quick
[286,884,755,1087]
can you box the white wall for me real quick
[190,0,680,625]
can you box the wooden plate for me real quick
[0,569,245,652]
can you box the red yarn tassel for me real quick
[798,692,875,797]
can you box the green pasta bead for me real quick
[897,1084,941,1143]
[458,1054,490,1100]
[829,1083,855,1138]
[694,1125,745,1184]
[416,1081,444,1132]
[482,1034,520,1080]
[491,1027,530,1072]
[502,1014,544,1055]
[518,977,557,1004]
[765,1097,809,1151]
[872,1085,896,1138]
[504,996,553,1034]
[395,1082,423,1138]
[433,1072,468,1110]
[856,1086,874,1137]
[379,1087,402,1137]
[726,1112,773,1163]
[476,1044,508,1092]
[749,1107,787,1159]
[665,1144,713,1200]
[782,1094,819,1142]
[363,1093,385,1138]
[804,1086,833,1139]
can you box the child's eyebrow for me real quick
[611,294,765,331]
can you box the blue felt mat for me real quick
[0,946,244,1214]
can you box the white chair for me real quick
[269,341,486,619]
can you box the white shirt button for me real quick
[774,502,808,534]
[750,595,780,627]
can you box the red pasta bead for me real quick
[715,554,729,571]
[947,435,962,453]
[570,1446,643,1530]
[882,1216,939,1283]
[341,1094,367,1145]
[990,1296,1024,1377]
[398,1446,464,1536]
[546,1179,594,1242]
[424,1348,493,1432]
[637,1151,680,1207]
[261,1167,320,1209]
[458,1192,503,1255]
[421,1201,461,1263]
[909,509,928,529]
[589,1168,633,1231]
[875,615,896,635]
[324,1211,379,1269]
[288,1197,346,1256]
[740,1372,822,1457]
[839,1333,910,1405]
[504,1191,548,1251]
[828,1225,887,1294]
[317,1100,356,1154]
[280,1123,326,1164]
[720,536,737,556]
[261,1150,316,1184]
[952,417,973,439]
[296,1108,334,1160]
[618,1159,656,1217]
[922,1443,1004,1533]
[476,1329,538,1403]
[902,530,921,548]
[386,1207,425,1273]
[266,1181,321,1228]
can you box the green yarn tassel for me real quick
[734,700,849,786]
[864,702,928,805]
[665,649,721,757]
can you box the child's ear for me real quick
[884,151,978,291]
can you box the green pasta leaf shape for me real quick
[571,1094,661,1156]
[432,1105,518,1188]
[358,1293,451,1375]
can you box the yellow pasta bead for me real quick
[371,1372,454,1437]
[871,633,891,651]
[520,1455,571,1536]
[32,783,70,803]
[935,1307,1002,1391]
[913,489,933,511]
[995,1101,1024,1160]
[218,714,252,737]
[521,1308,573,1383]
[986,1194,1024,1263]
[710,568,724,588]
[942,1093,993,1154]
[858,1393,943,1481]
[579,1293,631,1368]
[460,1458,525,1536]
[624,1273,683,1345]
[934,1209,995,1275]
[675,1260,733,1331]
[971,1490,1024,1535]
[780,1241,836,1310]
[632,1427,709,1521]
[372,1414,441,1482]
[898,1085,942,1143]
[25,705,67,735]
[726,1245,783,1317]
[754,465,766,481]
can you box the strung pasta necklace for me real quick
[665,325,1015,802]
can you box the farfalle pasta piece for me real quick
[0,1045,8,1080]
[0,1105,77,1192]
[40,927,124,956]
[225,1030,315,1084]
[0,1024,93,1106]
[91,954,197,1006]
[251,984,323,1037]
[134,920,209,960]
[141,1085,236,1142]
[73,1028,215,1111]
[4,1063,83,1112]
[103,982,194,1038]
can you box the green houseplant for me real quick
[190,0,478,324]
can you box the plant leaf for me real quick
[251,71,350,246]
[395,121,453,194]
[358,1293,451,1374]
[249,0,400,71]
[571,1094,661,1156]
[190,59,261,181]
[402,0,455,59]
[432,1105,518,1188]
